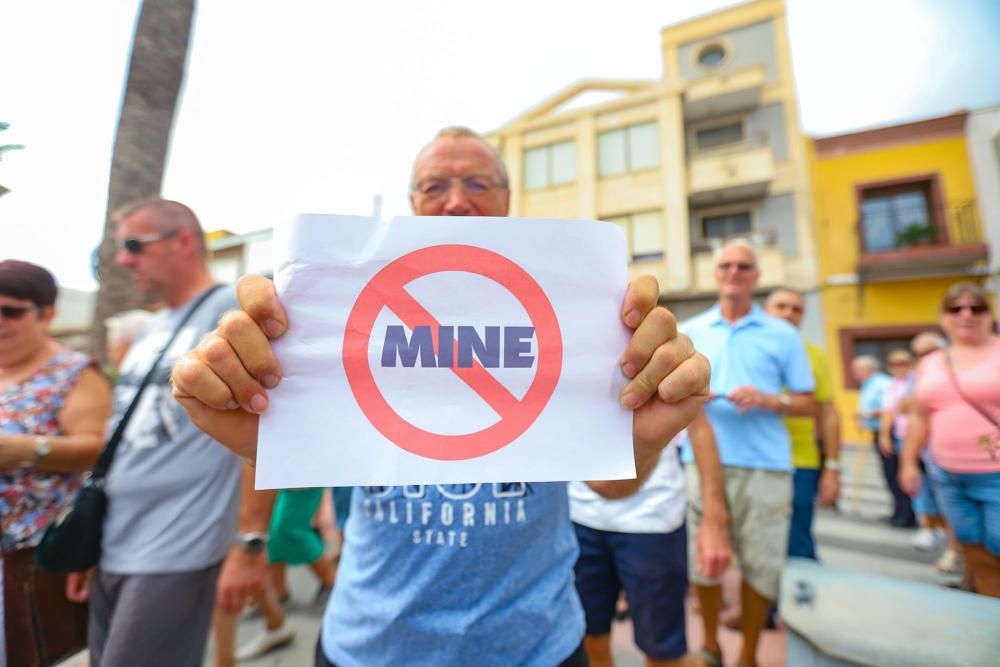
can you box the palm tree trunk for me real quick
[88,0,196,361]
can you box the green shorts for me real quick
[267,488,325,565]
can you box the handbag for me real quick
[943,348,1000,461]
[34,285,224,573]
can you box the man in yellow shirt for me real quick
[765,288,841,559]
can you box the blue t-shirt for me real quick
[859,372,892,432]
[321,483,584,666]
[681,304,814,472]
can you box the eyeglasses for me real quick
[943,303,989,316]
[716,262,756,272]
[0,304,38,320]
[888,360,912,367]
[413,175,505,199]
[117,230,178,254]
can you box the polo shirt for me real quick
[858,372,891,433]
[681,304,814,472]
[786,341,834,470]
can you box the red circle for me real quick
[342,245,562,461]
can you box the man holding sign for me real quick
[172,127,718,667]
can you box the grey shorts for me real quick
[686,465,792,600]
[89,561,222,667]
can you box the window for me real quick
[524,141,576,189]
[598,122,659,176]
[606,211,664,262]
[695,122,744,151]
[859,182,936,252]
[697,43,728,69]
[702,211,751,240]
[838,325,941,389]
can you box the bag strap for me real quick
[943,348,1000,431]
[89,284,225,481]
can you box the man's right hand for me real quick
[172,275,288,461]
[217,547,270,613]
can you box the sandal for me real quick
[691,647,723,667]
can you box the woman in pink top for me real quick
[901,282,1000,598]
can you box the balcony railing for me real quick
[690,229,778,255]
[687,144,775,204]
[857,199,987,277]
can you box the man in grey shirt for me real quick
[77,199,242,666]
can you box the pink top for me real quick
[881,373,915,439]
[914,340,1000,473]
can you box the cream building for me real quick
[486,0,819,329]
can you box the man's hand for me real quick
[696,518,732,579]
[619,275,710,461]
[818,468,840,507]
[898,460,922,498]
[172,275,287,461]
[878,432,894,456]
[216,547,269,613]
[65,569,92,603]
[726,386,770,413]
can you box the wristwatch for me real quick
[236,531,269,555]
[823,459,842,473]
[778,394,791,412]
[34,436,52,462]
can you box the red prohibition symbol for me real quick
[342,245,563,461]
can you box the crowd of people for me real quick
[1,126,998,667]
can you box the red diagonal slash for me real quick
[383,287,521,419]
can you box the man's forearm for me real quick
[237,463,277,533]
[688,411,728,523]
[819,402,842,461]
[586,445,660,499]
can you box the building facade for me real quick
[485,0,820,334]
[966,106,1000,304]
[811,111,990,441]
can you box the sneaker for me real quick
[935,548,963,574]
[912,528,936,551]
[235,625,296,661]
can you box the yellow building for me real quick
[811,111,989,442]
[486,0,819,324]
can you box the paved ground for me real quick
[59,443,961,666]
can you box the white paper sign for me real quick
[255,214,635,488]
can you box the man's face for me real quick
[409,136,510,217]
[851,360,874,384]
[115,208,182,300]
[714,245,759,300]
[765,290,805,328]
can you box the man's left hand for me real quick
[696,519,732,579]
[818,468,840,507]
[618,276,710,459]
[727,386,770,413]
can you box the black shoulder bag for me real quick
[35,285,224,573]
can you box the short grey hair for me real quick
[766,286,804,306]
[852,355,881,371]
[911,331,947,352]
[714,237,759,266]
[112,197,207,257]
[410,126,510,191]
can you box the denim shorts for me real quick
[934,469,1000,555]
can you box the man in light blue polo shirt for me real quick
[682,240,815,667]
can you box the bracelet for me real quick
[823,459,842,472]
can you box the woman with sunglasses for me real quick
[900,282,1000,597]
[0,260,113,665]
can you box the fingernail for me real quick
[265,319,284,337]
[250,393,269,413]
[226,399,239,410]
[261,373,280,389]
[621,392,641,409]
[621,362,637,378]
[624,309,641,328]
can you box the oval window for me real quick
[698,44,727,68]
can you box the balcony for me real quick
[687,145,775,205]
[683,65,766,121]
[856,200,989,280]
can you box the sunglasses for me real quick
[717,262,755,272]
[117,230,178,254]
[943,303,989,316]
[0,304,38,320]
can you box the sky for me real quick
[2,0,999,291]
